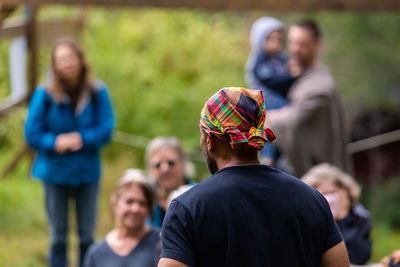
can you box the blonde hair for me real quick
[301,163,361,206]
[110,169,156,217]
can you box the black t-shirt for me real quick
[160,164,343,267]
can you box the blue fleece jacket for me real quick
[24,81,114,186]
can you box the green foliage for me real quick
[0,39,11,99]
[361,178,400,262]
[367,178,400,229]
[319,13,400,111]
[2,9,400,149]
[0,159,47,267]
[371,223,400,262]
[0,109,26,149]
[81,8,249,150]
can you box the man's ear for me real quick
[206,132,216,152]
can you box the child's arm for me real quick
[254,68,296,97]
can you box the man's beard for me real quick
[295,54,314,70]
[205,153,219,175]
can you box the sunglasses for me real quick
[150,159,179,169]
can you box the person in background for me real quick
[158,87,349,267]
[145,137,195,228]
[265,19,351,177]
[84,169,161,267]
[302,163,372,265]
[166,184,194,209]
[245,16,299,166]
[381,250,400,267]
[24,39,115,267]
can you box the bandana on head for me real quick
[200,87,276,151]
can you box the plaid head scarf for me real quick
[200,87,276,151]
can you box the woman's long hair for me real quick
[48,38,94,111]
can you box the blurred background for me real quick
[0,2,399,266]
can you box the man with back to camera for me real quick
[157,87,350,267]
[266,19,351,177]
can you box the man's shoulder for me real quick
[293,65,336,96]
[303,65,335,84]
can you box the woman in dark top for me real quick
[302,163,372,265]
[84,169,160,267]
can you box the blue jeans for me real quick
[44,182,99,267]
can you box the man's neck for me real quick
[216,157,260,171]
[303,58,318,71]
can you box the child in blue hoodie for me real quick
[245,17,299,166]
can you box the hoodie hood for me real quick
[245,17,284,86]
[249,17,284,54]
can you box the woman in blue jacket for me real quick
[24,39,114,267]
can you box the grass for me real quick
[0,144,148,267]
[0,156,47,267]
[371,223,400,262]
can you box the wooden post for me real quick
[26,4,39,101]
[23,5,39,177]
[1,4,39,178]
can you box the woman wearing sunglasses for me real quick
[145,137,195,228]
